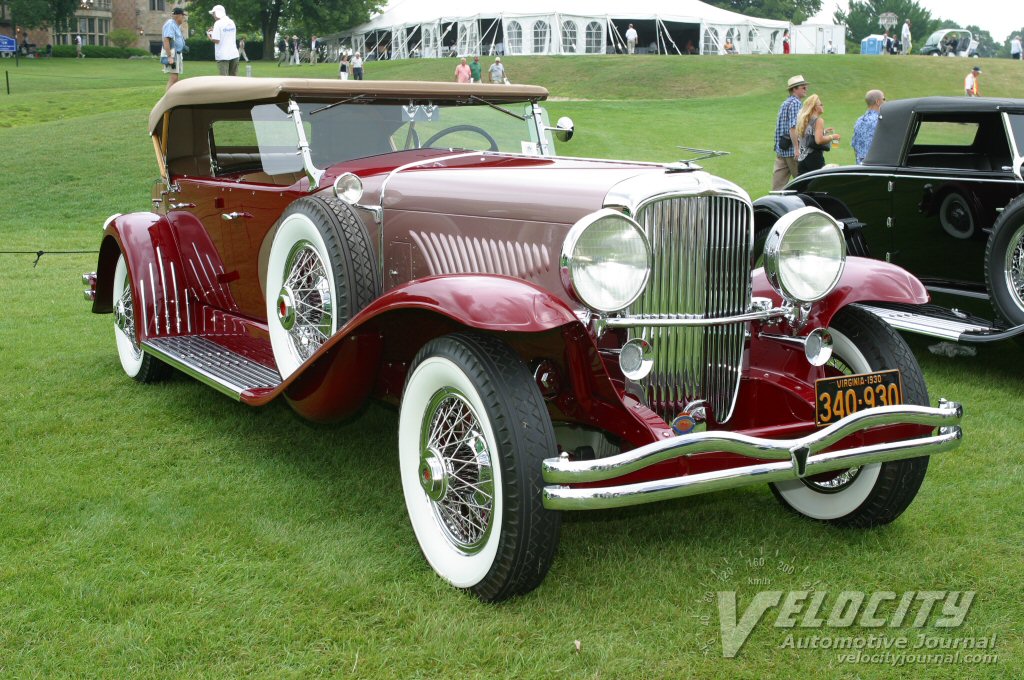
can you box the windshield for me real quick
[1008,114,1024,157]
[251,99,551,175]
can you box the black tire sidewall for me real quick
[984,195,1024,326]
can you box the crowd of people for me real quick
[453,56,508,84]
[773,74,885,188]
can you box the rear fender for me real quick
[93,212,191,341]
[753,256,928,330]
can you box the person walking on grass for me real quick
[75,34,84,58]
[207,5,239,76]
[625,24,638,54]
[470,56,482,83]
[901,19,912,55]
[238,37,249,63]
[455,57,471,83]
[852,90,884,164]
[352,52,363,80]
[489,57,506,83]
[1011,35,1021,61]
[772,74,807,190]
[161,7,187,89]
[964,66,981,97]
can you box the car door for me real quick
[889,113,1017,288]
[795,168,894,262]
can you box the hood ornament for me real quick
[665,146,730,173]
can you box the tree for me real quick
[184,0,380,60]
[834,0,932,52]
[703,0,823,24]
[2,0,77,30]
[107,28,138,49]
[963,25,996,58]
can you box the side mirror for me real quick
[548,116,574,143]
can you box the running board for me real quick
[143,336,282,400]
[853,303,1024,343]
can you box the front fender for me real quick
[753,256,928,330]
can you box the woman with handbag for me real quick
[796,94,840,175]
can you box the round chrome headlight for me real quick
[764,207,846,304]
[333,172,363,204]
[561,209,651,313]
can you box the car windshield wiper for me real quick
[468,96,527,122]
[308,94,373,116]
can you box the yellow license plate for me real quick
[815,369,903,426]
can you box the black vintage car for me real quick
[756,97,1024,344]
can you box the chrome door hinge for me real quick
[886,216,893,229]
[887,180,894,192]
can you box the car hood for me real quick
[357,152,715,225]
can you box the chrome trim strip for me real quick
[925,285,990,300]
[170,261,181,333]
[157,246,170,333]
[794,169,1024,185]
[543,427,962,510]
[544,401,962,484]
[149,263,158,335]
[604,307,786,329]
[139,277,148,337]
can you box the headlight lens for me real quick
[561,209,651,313]
[333,172,363,204]
[764,207,846,303]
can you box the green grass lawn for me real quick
[1,55,1022,678]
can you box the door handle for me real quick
[221,211,252,221]
[169,202,196,209]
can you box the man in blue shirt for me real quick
[772,75,808,190]
[851,90,884,165]
[161,7,187,89]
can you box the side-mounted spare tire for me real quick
[984,194,1024,331]
[265,196,379,378]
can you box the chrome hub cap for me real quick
[280,241,334,361]
[1005,227,1024,311]
[277,287,296,330]
[419,448,449,502]
[420,388,494,554]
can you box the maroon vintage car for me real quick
[84,77,963,601]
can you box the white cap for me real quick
[209,5,226,18]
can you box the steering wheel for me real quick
[422,125,499,152]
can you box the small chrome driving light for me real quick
[764,207,846,304]
[561,209,651,313]
[619,338,654,381]
[804,328,833,366]
[333,172,363,204]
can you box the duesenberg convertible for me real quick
[84,78,963,601]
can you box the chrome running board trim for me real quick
[854,303,1024,343]
[143,336,281,400]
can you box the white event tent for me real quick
[329,0,795,59]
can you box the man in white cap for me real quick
[207,4,239,76]
[489,57,506,84]
[772,74,808,190]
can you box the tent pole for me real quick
[608,18,626,54]
[658,18,682,55]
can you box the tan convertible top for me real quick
[149,76,549,134]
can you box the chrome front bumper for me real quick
[542,400,963,510]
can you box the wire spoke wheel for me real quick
[279,241,334,362]
[112,253,167,382]
[421,389,494,553]
[1003,225,1024,311]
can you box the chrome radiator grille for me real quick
[626,194,753,423]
